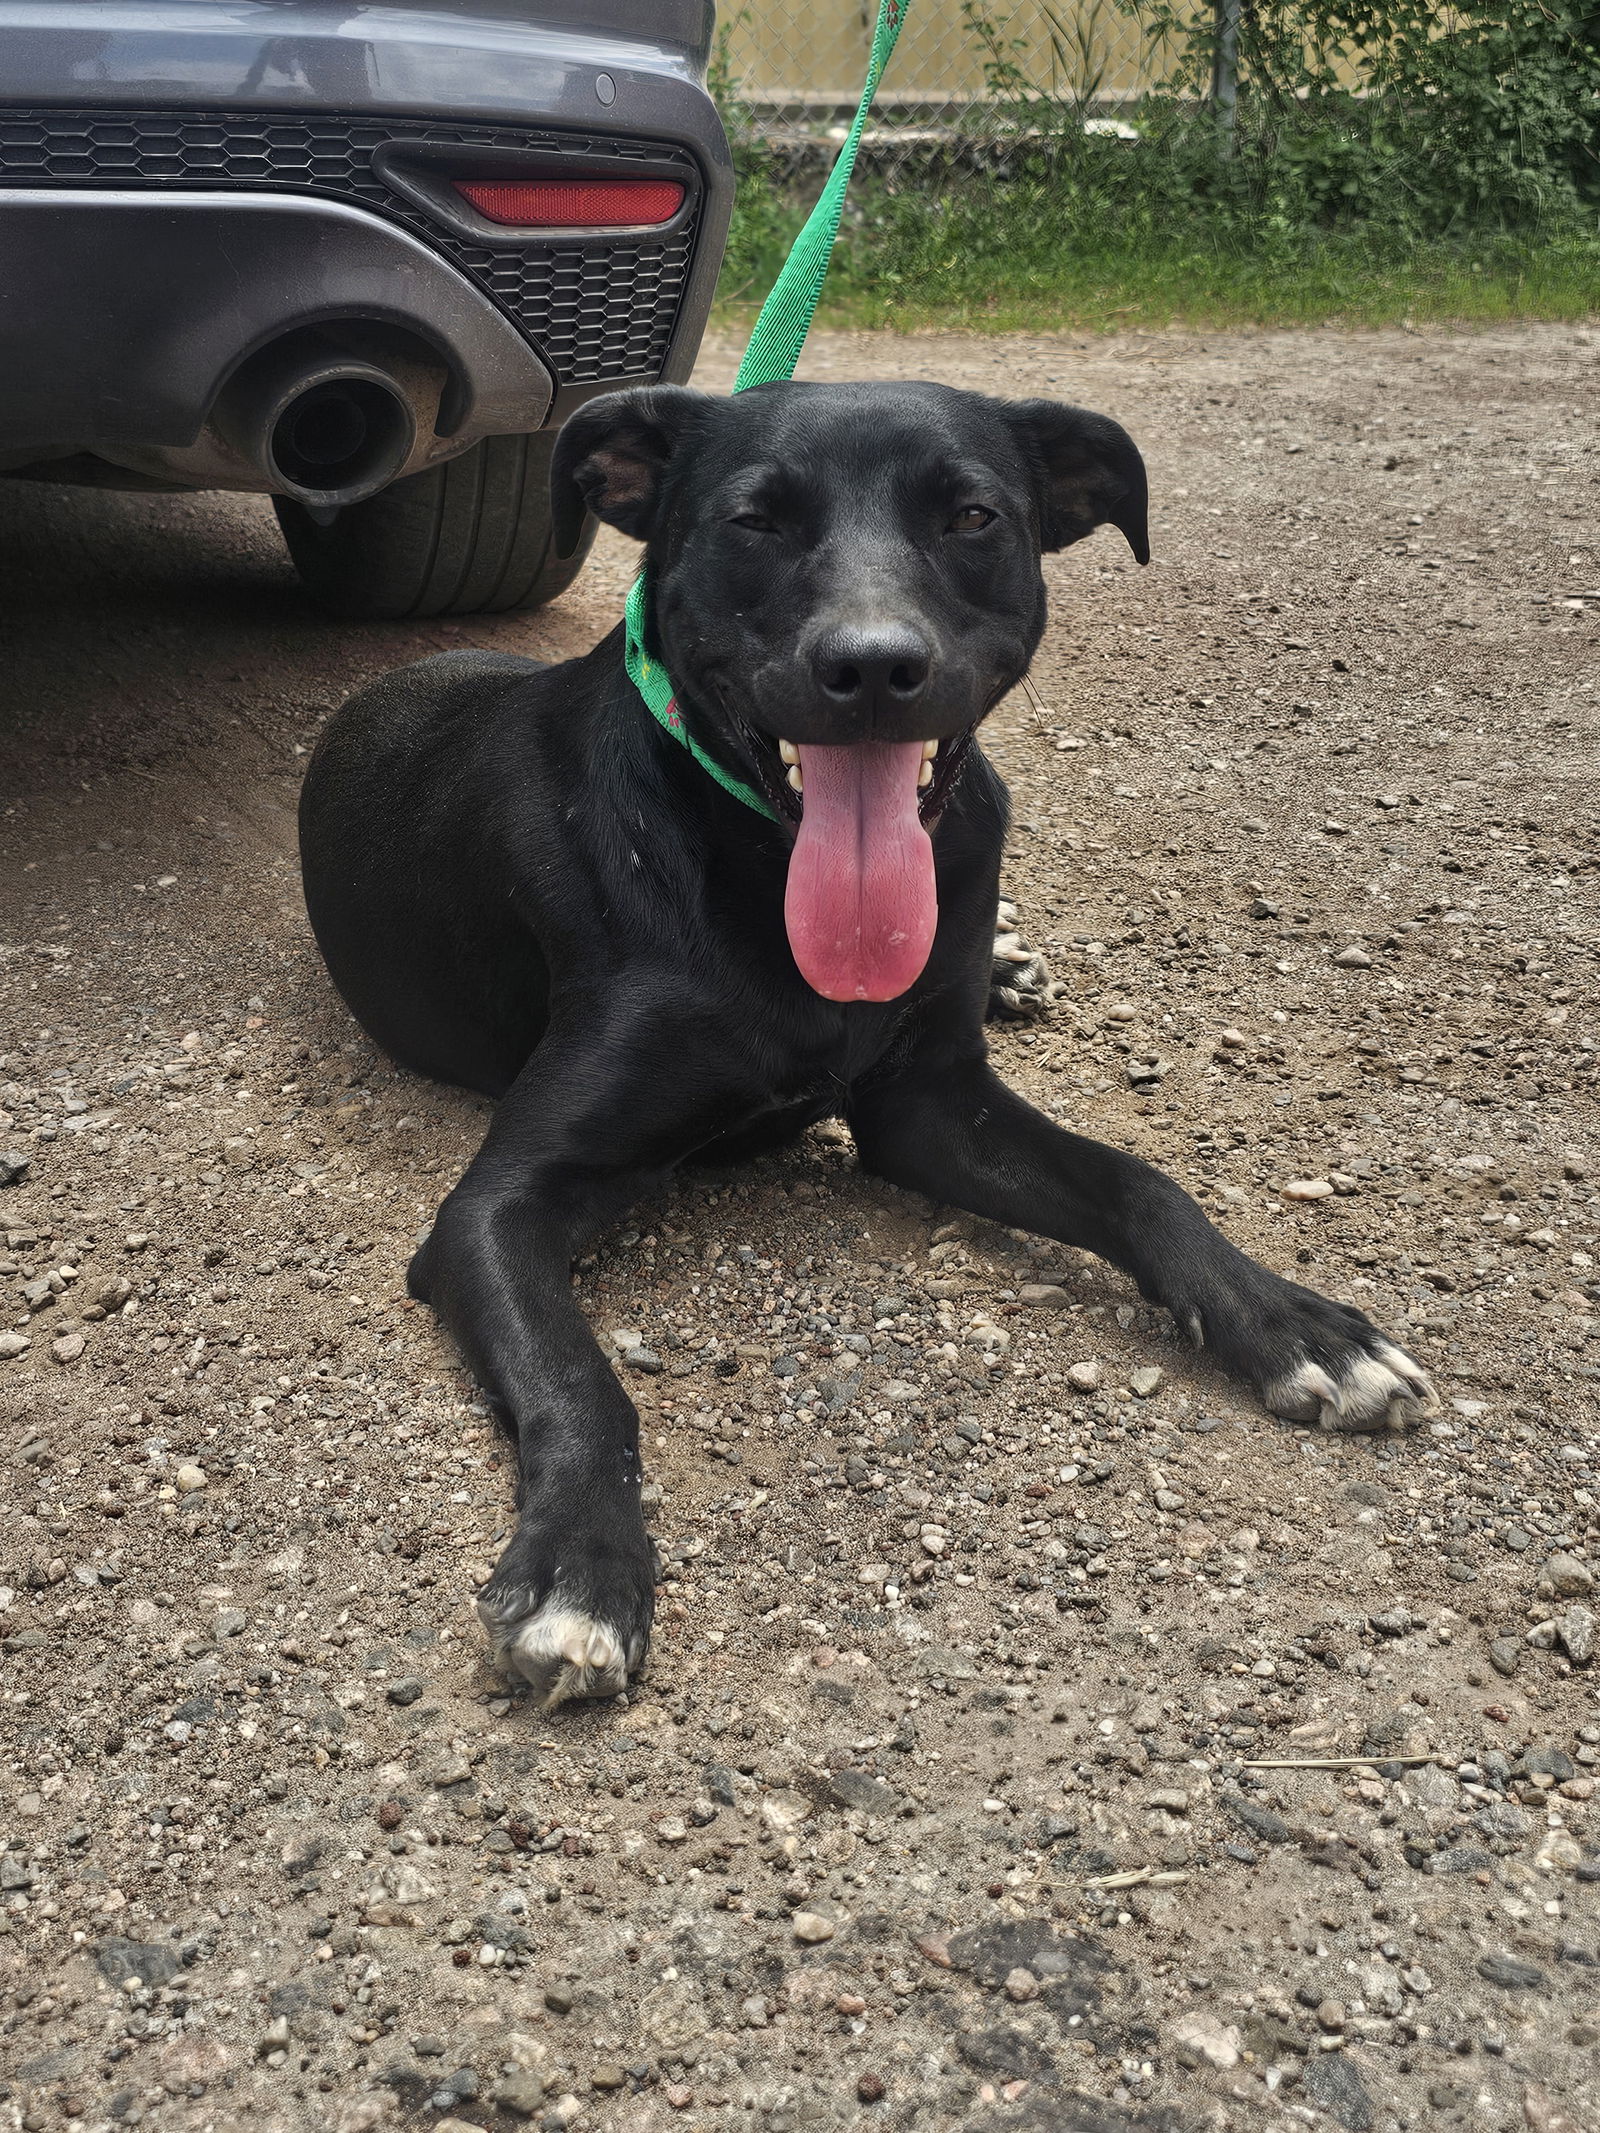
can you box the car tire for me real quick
[274,430,596,620]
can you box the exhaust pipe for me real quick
[216,347,418,509]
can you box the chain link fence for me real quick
[715,1,1197,176]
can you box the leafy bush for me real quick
[1133,0,1600,230]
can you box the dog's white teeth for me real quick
[921,739,939,761]
[786,764,804,793]
[918,760,934,788]
[778,739,799,766]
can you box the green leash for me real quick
[622,0,908,822]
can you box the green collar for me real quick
[620,0,906,822]
[623,575,778,822]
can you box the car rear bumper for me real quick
[0,2,730,490]
[0,190,557,474]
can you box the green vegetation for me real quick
[715,173,1600,334]
[712,0,1600,334]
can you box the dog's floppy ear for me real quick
[999,400,1150,565]
[549,384,711,557]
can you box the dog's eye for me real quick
[731,511,777,533]
[949,506,995,532]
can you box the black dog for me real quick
[299,379,1434,1709]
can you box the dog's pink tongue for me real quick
[784,741,935,1001]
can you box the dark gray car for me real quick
[0,1,730,615]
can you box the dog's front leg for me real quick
[409,1006,765,1709]
[849,1048,1434,1432]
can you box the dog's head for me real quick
[551,379,1146,1002]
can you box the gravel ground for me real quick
[2,322,1597,2133]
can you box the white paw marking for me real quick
[479,1594,633,1712]
[1267,1340,1437,1433]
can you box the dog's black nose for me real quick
[810,624,932,709]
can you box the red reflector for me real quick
[453,177,685,227]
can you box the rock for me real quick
[1357,1961,1404,2018]
[0,1333,30,1360]
[0,1152,30,1186]
[96,1936,180,1989]
[1521,1744,1576,1782]
[1534,1830,1583,1876]
[623,1347,662,1374]
[1003,1967,1039,2003]
[1172,2010,1241,2070]
[638,1980,709,2053]
[1018,1284,1070,1308]
[1146,1789,1190,1815]
[1540,1552,1595,1599]
[386,1676,424,1706]
[50,1332,85,1363]
[1283,1177,1335,1200]
[792,1911,836,1943]
[760,1790,812,1833]
[1477,1952,1547,1991]
[1067,1361,1102,1391]
[656,1817,688,1845]
[1425,1846,1495,1876]
[281,1831,324,1876]
[1489,1637,1522,1679]
[1127,1364,1164,1398]
[1333,946,1373,968]
[1559,1606,1596,1665]
[174,1463,207,1493]
[1303,2050,1375,2130]
[1223,1793,1292,1846]
[828,1769,900,1817]
[957,2025,1058,2082]
[493,2078,546,2121]
[386,1862,437,1906]
[856,2071,886,2102]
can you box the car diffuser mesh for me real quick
[0,108,699,387]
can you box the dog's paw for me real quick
[1263,1337,1435,1433]
[1186,1273,1437,1434]
[477,1517,654,1712]
[988,896,1066,1022]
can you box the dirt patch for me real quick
[1,323,1597,2133]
